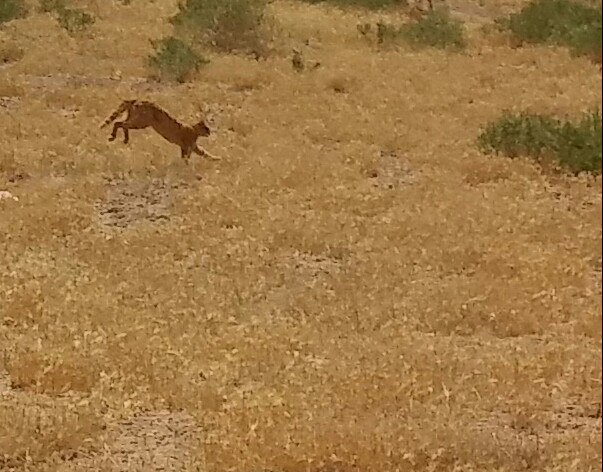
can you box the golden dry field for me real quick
[0,0,602,470]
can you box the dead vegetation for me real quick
[0,0,601,470]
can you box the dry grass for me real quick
[0,0,601,470]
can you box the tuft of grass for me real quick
[500,0,602,59]
[0,0,27,24]
[477,110,602,174]
[397,9,467,50]
[300,0,408,9]
[170,0,267,54]
[147,36,209,83]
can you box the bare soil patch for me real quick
[95,178,175,229]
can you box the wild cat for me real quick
[100,99,221,162]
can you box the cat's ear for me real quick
[197,102,218,129]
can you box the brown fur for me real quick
[100,100,220,162]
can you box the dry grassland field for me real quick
[0,0,602,470]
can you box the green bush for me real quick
[170,0,266,54]
[0,0,27,24]
[501,0,602,58]
[300,0,407,9]
[147,36,208,83]
[397,9,467,50]
[477,110,602,174]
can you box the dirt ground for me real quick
[0,0,601,470]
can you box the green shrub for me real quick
[170,0,266,54]
[477,110,602,174]
[0,0,27,24]
[147,36,208,83]
[300,0,407,9]
[501,0,602,58]
[56,7,95,34]
[397,9,467,50]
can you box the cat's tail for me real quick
[100,100,136,128]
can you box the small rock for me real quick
[0,190,18,201]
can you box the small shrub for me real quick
[477,110,602,174]
[398,9,467,50]
[38,0,66,13]
[478,113,560,157]
[555,112,602,173]
[56,7,95,34]
[300,0,407,9]
[502,0,602,59]
[38,0,95,34]
[148,36,208,83]
[170,0,267,54]
[0,0,27,24]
